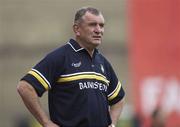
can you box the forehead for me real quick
[81,12,105,23]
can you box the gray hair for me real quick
[74,7,102,23]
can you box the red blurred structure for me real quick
[129,0,180,126]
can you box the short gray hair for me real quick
[74,7,101,23]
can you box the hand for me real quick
[108,124,115,127]
[43,120,60,127]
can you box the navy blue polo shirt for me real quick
[21,39,125,127]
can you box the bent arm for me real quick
[109,98,125,126]
[17,80,59,127]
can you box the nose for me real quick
[94,25,103,34]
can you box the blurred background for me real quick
[0,0,180,127]
[0,0,129,127]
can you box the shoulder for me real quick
[46,43,70,60]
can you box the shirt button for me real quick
[91,64,95,67]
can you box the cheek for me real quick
[101,31,104,35]
[101,29,104,34]
[81,30,92,37]
[79,27,93,37]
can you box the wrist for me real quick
[42,120,52,127]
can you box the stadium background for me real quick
[0,0,179,127]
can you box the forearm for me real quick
[17,81,51,126]
[109,98,125,126]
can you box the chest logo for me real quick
[100,64,104,73]
[71,61,82,67]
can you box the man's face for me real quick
[76,12,105,48]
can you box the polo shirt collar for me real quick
[68,39,84,52]
[68,39,99,54]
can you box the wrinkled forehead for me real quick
[81,12,105,23]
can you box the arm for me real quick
[17,80,59,127]
[109,98,125,127]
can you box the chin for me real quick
[92,40,102,45]
[93,42,101,47]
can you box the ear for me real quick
[73,24,80,36]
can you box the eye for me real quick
[89,22,97,27]
[99,23,104,28]
[88,22,105,28]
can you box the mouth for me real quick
[92,36,101,40]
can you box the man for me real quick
[17,7,125,127]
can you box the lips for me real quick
[92,36,101,39]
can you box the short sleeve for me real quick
[21,53,59,97]
[106,63,125,105]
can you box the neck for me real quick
[86,48,94,57]
[75,38,95,57]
